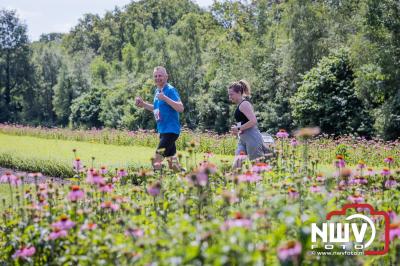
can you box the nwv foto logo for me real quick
[310,204,390,255]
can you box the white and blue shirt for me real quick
[153,83,181,134]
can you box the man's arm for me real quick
[135,96,154,111]
[158,92,184,113]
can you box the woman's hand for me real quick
[230,125,239,135]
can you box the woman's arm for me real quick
[238,101,257,132]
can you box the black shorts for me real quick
[157,133,179,157]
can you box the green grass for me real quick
[0,133,233,171]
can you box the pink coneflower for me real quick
[48,227,68,240]
[366,168,375,176]
[99,183,114,193]
[277,240,302,262]
[199,161,217,175]
[335,155,346,168]
[100,166,108,175]
[238,171,262,183]
[196,172,208,186]
[204,151,214,159]
[348,176,368,185]
[385,176,397,189]
[348,192,364,204]
[288,187,299,199]
[221,190,239,204]
[290,138,298,146]
[389,221,400,242]
[221,212,252,231]
[236,151,247,160]
[276,129,289,138]
[125,228,144,238]
[86,167,97,177]
[0,172,21,186]
[310,184,321,193]
[147,181,161,196]
[384,156,394,165]
[81,222,97,231]
[52,215,75,230]
[387,209,397,222]
[316,173,325,183]
[87,170,104,185]
[100,201,120,211]
[381,168,391,176]
[112,176,120,183]
[8,175,21,186]
[251,162,272,173]
[67,185,85,202]
[357,161,366,169]
[12,246,36,260]
[118,168,128,178]
[73,157,83,171]
[28,172,43,179]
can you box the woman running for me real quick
[228,80,266,168]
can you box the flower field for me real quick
[0,126,399,265]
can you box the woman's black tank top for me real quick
[234,99,250,124]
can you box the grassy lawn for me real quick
[0,133,233,170]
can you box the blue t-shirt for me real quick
[153,83,181,134]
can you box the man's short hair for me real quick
[153,66,168,75]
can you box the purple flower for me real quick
[52,215,75,230]
[348,176,368,186]
[310,184,321,193]
[387,209,397,222]
[118,168,128,178]
[67,185,85,202]
[99,183,114,193]
[48,228,68,240]
[389,222,400,242]
[147,181,161,196]
[348,193,364,204]
[381,168,391,176]
[277,240,302,262]
[73,158,83,171]
[357,161,366,169]
[100,166,108,175]
[251,162,272,173]
[81,222,98,231]
[385,177,397,189]
[276,129,289,138]
[288,187,299,199]
[290,138,298,146]
[125,228,144,238]
[100,201,120,211]
[221,213,252,230]
[238,171,262,183]
[384,156,394,165]
[0,172,21,186]
[12,246,35,260]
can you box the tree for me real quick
[70,86,105,128]
[291,50,373,136]
[0,9,31,122]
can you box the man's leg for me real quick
[164,134,181,171]
[152,152,164,170]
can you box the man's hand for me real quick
[135,96,144,107]
[157,92,168,101]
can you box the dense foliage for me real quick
[1,0,400,139]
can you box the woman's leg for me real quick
[233,142,247,169]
